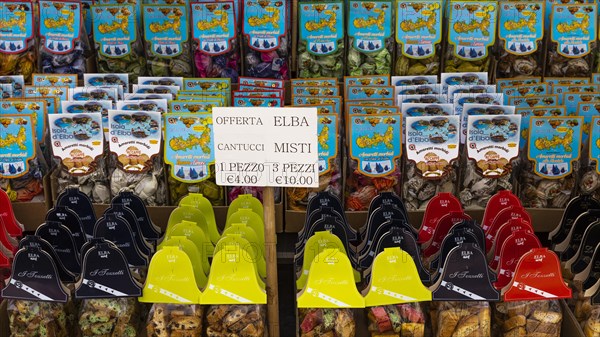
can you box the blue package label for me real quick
[348,0,392,54]
[564,93,600,115]
[593,73,600,84]
[192,1,236,55]
[546,77,590,87]
[293,85,339,97]
[346,85,393,100]
[391,75,438,86]
[396,84,442,96]
[108,110,162,173]
[139,76,183,88]
[509,94,559,108]
[292,77,338,87]
[395,0,442,58]
[398,94,448,107]
[81,0,93,37]
[164,112,214,182]
[516,105,566,150]
[293,96,342,113]
[0,114,35,178]
[69,87,118,102]
[344,75,389,87]
[239,76,283,88]
[496,77,541,89]
[294,103,336,115]
[448,85,497,102]
[123,93,173,101]
[299,1,343,56]
[176,93,226,105]
[0,75,24,97]
[233,95,282,107]
[0,84,13,98]
[501,83,548,104]
[48,113,103,176]
[243,0,287,51]
[498,1,544,55]
[441,72,488,92]
[448,1,498,60]
[0,100,47,142]
[589,116,600,173]
[401,102,455,143]
[32,74,77,88]
[467,114,521,177]
[346,104,399,115]
[62,100,112,138]
[528,116,583,178]
[235,89,281,99]
[132,84,178,96]
[459,100,510,143]
[96,0,141,25]
[576,102,600,145]
[24,85,68,114]
[143,4,188,58]
[84,73,129,93]
[349,113,402,176]
[551,3,597,58]
[317,114,337,174]
[169,100,220,112]
[405,115,460,177]
[39,0,82,54]
[93,4,137,58]
[116,99,168,113]
[0,1,34,54]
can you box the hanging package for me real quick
[0,1,36,83]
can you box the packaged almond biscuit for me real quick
[0,1,36,83]
[496,248,572,337]
[363,247,432,337]
[444,1,498,74]
[403,114,460,211]
[164,112,225,206]
[459,113,521,209]
[496,0,544,78]
[546,2,597,78]
[108,110,167,206]
[297,248,364,337]
[520,116,583,208]
[346,113,402,211]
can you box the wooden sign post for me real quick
[213,107,319,337]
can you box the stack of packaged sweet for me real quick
[0,190,268,337]
[294,190,575,337]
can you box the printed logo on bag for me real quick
[39,0,82,54]
[33,74,77,88]
[143,4,188,58]
[348,0,392,54]
[317,114,337,175]
[192,1,236,55]
[498,1,544,55]
[243,0,286,51]
[516,105,566,150]
[0,1,34,55]
[93,4,137,58]
[395,0,442,58]
[1,99,47,143]
[0,114,35,179]
[448,1,498,60]
[299,1,344,56]
[551,3,597,58]
[589,117,600,174]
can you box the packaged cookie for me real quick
[92,4,147,83]
[444,1,498,74]
[345,113,402,211]
[297,248,364,337]
[520,116,583,208]
[496,1,544,78]
[363,247,431,337]
[39,0,92,78]
[297,0,345,80]
[242,0,290,79]
[395,0,442,76]
[0,1,36,83]
[581,269,600,337]
[580,116,600,200]
[459,113,521,209]
[347,0,393,76]
[143,4,193,77]
[546,3,597,78]
[108,110,167,206]
[164,112,225,206]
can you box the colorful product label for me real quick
[509,94,559,108]
[139,76,184,88]
[143,4,188,58]
[39,0,82,54]
[299,1,344,56]
[546,77,590,87]
[0,100,46,142]
[395,0,442,58]
[448,1,498,60]
[576,102,600,145]
[501,84,548,103]
[467,114,521,177]
[0,75,24,97]
[0,1,34,54]
[398,94,448,106]
[349,113,402,176]
[405,115,460,178]
[69,87,118,102]
[0,114,35,178]
[116,99,168,113]
[292,77,337,86]
[24,85,67,114]
[496,76,541,88]
[164,113,214,183]
[348,0,392,54]
[169,100,219,112]
[346,85,394,100]
[460,101,513,143]
[346,104,399,114]
[48,113,103,176]
[565,92,600,115]
[498,1,544,55]
[81,0,93,36]
[553,84,599,97]
[61,100,112,138]
[528,116,583,179]
[396,84,442,95]
[293,85,339,97]
[96,0,141,25]
[233,95,282,107]
[447,85,497,101]
[239,76,283,88]
[441,72,488,91]
[132,84,178,96]
[317,114,337,174]
[192,1,236,55]
[392,75,438,86]
[590,116,600,174]
[516,105,566,150]
[243,0,286,51]
[594,73,600,84]
[93,4,137,58]
[294,96,342,113]
[551,3,597,58]
[32,74,77,88]
[108,110,161,173]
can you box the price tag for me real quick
[213,107,319,188]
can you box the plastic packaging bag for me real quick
[584,305,600,337]
[0,1,37,83]
[7,299,75,337]
[52,158,111,204]
[228,186,281,204]
[79,298,142,337]
[287,167,342,211]
[205,304,267,336]
[0,156,46,203]
[494,300,562,337]
[168,165,225,206]
[299,308,355,337]
[146,303,204,337]
[366,303,426,337]
[403,159,457,212]
[431,301,490,337]
[109,156,167,206]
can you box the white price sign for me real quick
[213,107,319,188]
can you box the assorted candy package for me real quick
[299,308,356,337]
[0,1,37,83]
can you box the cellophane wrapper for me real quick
[109,156,167,206]
[545,41,596,78]
[8,299,77,337]
[0,156,46,203]
[402,159,457,211]
[205,304,267,336]
[493,300,562,337]
[366,303,426,337]
[519,159,577,209]
[52,157,111,204]
[0,6,37,83]
[78,298,143,337]
[299,308,355,337]
[168,164,225,206]
[431,301,490,337]
[346,159,401,211]
[458,158,518,210]
[146,303,203,337]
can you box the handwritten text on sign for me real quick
[213,107,319,188]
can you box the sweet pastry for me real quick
[146,303,204,337]
[496,300,562,337]
[205,305,266,337]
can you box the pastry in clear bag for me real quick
[299,308,355,337]
[433,301,490,337]
[7,299,76,337]
[0,1,37,83]
[205,304,267,336]
[494,300,562,337]
[581,116,600,200]
[146,303,204,337]
[366,303,426,337]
